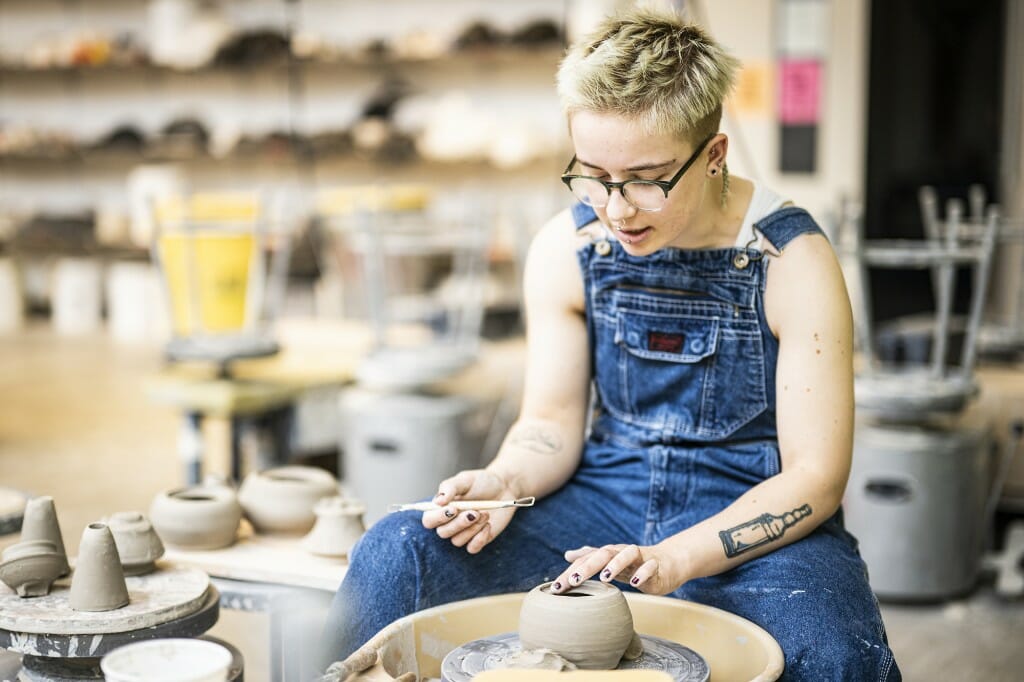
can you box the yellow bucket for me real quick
[155,194,261,336]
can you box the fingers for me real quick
[552,545,655,593]
[433,471,478,505]
[421,504,460,529]
[431,509,489,542]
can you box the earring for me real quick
[710,168,719,176]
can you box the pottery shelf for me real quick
[0,45,563,78]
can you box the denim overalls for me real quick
[323,204,901,681]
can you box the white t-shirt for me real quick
[733,183,790,249]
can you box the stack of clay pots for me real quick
[0,495,144,612]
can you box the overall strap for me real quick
[753,207,825,252]
[571,202,599,229]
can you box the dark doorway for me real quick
[864,0,1005,323]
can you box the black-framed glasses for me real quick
[560,133,716,212]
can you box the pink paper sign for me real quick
[779,59,822,124]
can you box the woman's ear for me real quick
[706,134,729,175]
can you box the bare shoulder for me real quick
[764,232,852,339]
[524,208,587,314]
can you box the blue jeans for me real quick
[322,432,900,681]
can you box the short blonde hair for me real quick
[556,6,740,144]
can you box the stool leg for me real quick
[180,412,204,485]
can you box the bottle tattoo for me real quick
[719,504,812,558]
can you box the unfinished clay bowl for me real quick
[238,465,338,534]
[19,495,70,576]
[0,540,64,597]
[300,496,366,557]
[149,484,242,550]
[69,523,130,611]
[104,511,165,575]
[518,580,642,670]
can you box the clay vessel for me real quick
[105,511,165,575]
[300,496,366,557]
[149,484,242,550]
[0,540,64,597]
[69,523,130,611]
[238,466,338,534]
[518,580,643,670]
[19,495,70,576]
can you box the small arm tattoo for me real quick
[719,504,812,558]
[508,425,563,455]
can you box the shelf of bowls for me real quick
[150,191,293,373]
[0,495,233,680]
[836,193,1017,601]
[316,185,497,523]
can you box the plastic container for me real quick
[101,638,232,682]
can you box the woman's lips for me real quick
[614,225,653,245]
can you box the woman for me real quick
[323,7,900,679]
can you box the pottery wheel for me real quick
[440,632,710,682]
[0,565,209,636]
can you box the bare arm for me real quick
[554,232,855,592]
[486,212,592,500]
[424,210,592,552]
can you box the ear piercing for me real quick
[710,168,719,176]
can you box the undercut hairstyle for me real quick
[556,5,740,145]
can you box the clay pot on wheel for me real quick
[518,580,643,670]
[238,466,338,534]
[300,496,366,557]
[104,511,165,575]
[0,540,64,597]
[149,484,242,550]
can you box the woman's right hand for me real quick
[421,469,519,554]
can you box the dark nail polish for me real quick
[630,576,640,586]
[571,572,581,584]
[444,509,455,519]
[466,512,477,522]
[552,581,562,591]
[602,569,612,580]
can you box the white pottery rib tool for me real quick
[387,497,536,513]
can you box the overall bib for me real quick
[324,204,901,681]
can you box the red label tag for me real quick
[648,331,684,353]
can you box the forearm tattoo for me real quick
[508,424,563,455]
[719,504,812,558]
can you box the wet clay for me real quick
[498,648,579,671]
[518,580,643,670]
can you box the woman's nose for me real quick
[605,188,637,223]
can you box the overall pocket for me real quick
[605,306,768,439]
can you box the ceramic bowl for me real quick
[238,466,338,534]
[149,485,242,550]
[105,511,166,575]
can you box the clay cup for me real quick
[518,580,643,670]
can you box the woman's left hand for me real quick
[550,543,682,596]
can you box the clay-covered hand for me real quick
[551,543,682,596]
[421,469,519,554]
